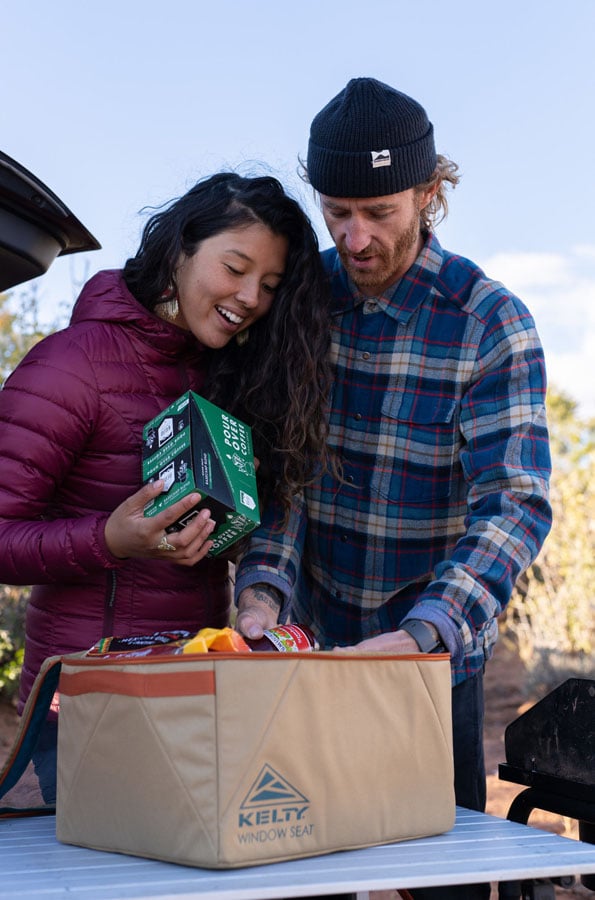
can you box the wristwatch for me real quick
[399,619,446,654]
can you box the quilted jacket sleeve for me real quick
[0,331,122,584]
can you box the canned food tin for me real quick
[244,624,319,652]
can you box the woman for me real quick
[0,172,332,800]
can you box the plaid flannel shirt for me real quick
[235,233,552,683]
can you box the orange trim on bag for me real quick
[59,669,216,698]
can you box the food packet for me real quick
[87,627,250,659]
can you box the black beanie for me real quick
[307,77,436,198]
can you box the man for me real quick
[235,78,552,900]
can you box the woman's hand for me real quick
[104,480,216,565]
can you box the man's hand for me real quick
[331,630,420,654]
[236,584,282,640]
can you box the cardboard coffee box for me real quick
[142,391,260,555]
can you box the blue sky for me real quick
[4,0,594,415]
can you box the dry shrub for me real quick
[503,389,594,697]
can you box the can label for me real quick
[262,625,317,652]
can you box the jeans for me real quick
[31,719,58,805]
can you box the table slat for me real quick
[1,808,595,899]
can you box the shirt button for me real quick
[341,534,348,543]
[346,474,354,483]
[362,352,371,360]
[354,412,362,421]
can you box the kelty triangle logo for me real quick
[240,764,309,809]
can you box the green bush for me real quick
[0,586,29,704]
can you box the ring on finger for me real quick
[157,533,176,552]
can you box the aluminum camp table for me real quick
[2,807,595,899]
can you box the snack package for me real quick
[87,627,250,659]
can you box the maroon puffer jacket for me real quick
[0,271,230,713]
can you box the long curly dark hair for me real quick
[123,172,333,518]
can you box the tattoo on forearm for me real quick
[252,584,282,613]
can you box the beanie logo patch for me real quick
[370,150,391,169]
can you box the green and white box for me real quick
[142,391,260,556]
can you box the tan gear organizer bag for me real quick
[56,650,455,868]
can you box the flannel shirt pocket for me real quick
[370,391,458,502]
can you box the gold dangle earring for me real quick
[236,328,250,347]
[157,285,179,322]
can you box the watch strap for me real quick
[400,619,445,653]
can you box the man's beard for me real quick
[338,215,420,295]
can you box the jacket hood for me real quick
[69,269,202,357]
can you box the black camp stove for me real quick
[498,677,595,899]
